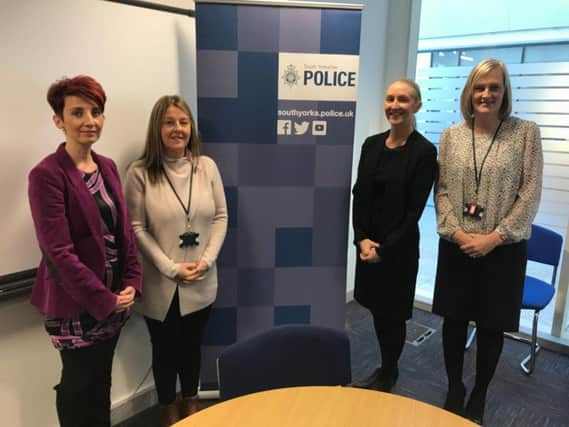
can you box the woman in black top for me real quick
[352,78,437,391]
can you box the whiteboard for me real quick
[0,0,197,277]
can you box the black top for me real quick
[353,130,437,259]
[371,144,410,248]
[352,130,437,318]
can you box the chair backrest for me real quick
[217,324,352,400]
[527,224,563,283]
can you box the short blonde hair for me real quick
[460,58,512,125]
[386,78,422,128]
[387,78,422,101]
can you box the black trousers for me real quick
[145,290,212,405]
[56,334,119,427]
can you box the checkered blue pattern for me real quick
[196,3,361,389]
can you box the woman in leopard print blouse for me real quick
[432,58,543,424]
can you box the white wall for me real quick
[0,1,196,425]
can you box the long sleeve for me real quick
[352,137,373,245]
[28,166,117,321]
[124,165,179,279]
[495,122,543,241]
[377,143,438,259]
[435,127,462,240]
[199,158,228,267]
[126,156,226,320]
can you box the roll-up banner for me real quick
[195,0,362,389]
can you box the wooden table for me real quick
[173,386,479,427]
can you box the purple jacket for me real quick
[28,143,142,321]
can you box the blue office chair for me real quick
[465,224,563,375]
[518,224,562,374]
[217,324,352,400]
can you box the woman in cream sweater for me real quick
[124,95,227,426]
[433,59,542,424]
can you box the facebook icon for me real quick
[277,120,292,135]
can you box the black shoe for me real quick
[350,368,381,389]
[464,388,486,425]
[443,383,466,416]
[374,367,399,392]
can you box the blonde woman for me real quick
[433,59,543,424]
[352,79,437,392]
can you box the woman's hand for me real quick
[452,229,473,246]
[115,286,136,312]
[359,239,381,263]
[179,260,209,283]
[176,262,198,281]
[459,231,503,258]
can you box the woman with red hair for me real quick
[28,75,142,427]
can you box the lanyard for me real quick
[471,119,502,196]
[163,162,195,225]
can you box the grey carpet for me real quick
[348,301,569,427]
[117,301,569,426]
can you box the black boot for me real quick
[374,367,399,393]
[443,382,466,416]
[464,387,486,425]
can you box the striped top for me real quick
[45,169,129,350]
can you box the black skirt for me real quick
[432,238,527,331]
[354,253,419,321]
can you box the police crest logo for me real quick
[281,64,300,88]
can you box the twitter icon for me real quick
[294,121,310,135]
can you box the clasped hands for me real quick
[453,230,503,258]
[115,286,136,312]
[359,238,381,263]
[176,260,209,284]
[115,261,209,311]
